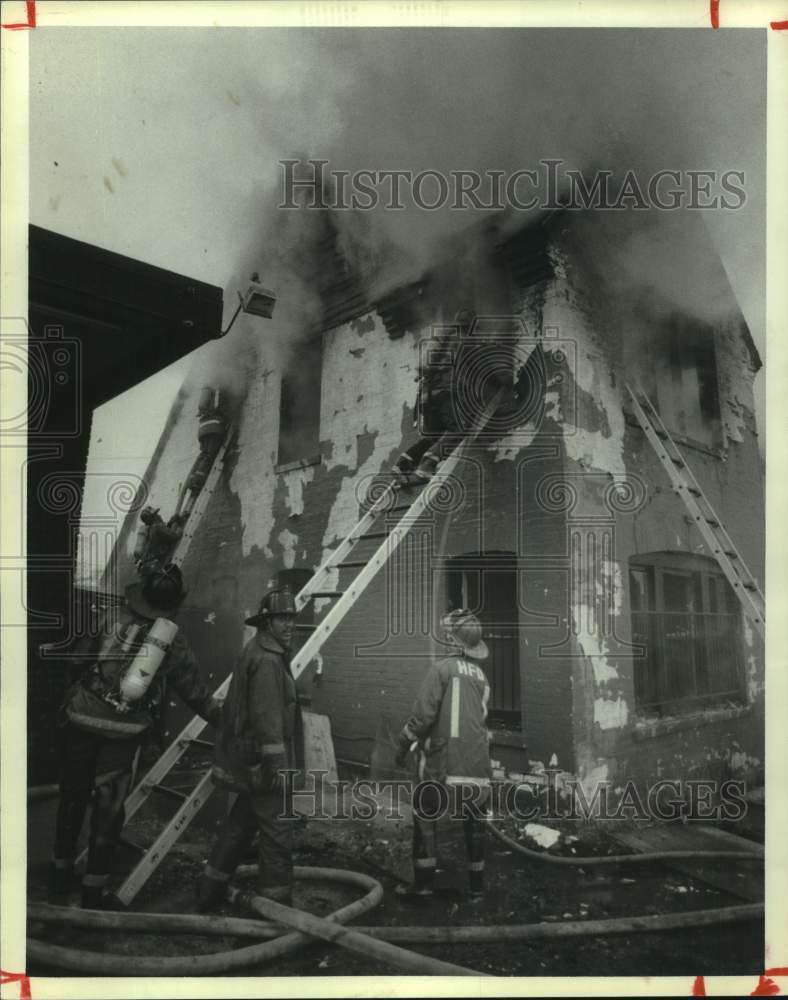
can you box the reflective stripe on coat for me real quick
[403,656,491,786]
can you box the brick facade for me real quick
[101,210,765,798]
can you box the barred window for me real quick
[629,552,745,716]
[445,552,521,727]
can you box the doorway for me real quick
[445,552,521,726]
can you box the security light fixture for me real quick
[220,272,277,336]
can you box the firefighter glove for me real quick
[205,698,223,729]
[260,754,288,794]
[248,763,267,793]
[394,731,412,769]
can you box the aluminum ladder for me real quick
[110,394,502,904]
[74,424,236,875]
[626,383,765,637]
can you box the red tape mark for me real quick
[1,0,36,29]
[710,0,720,28]
[693,971,788,996]
[752,975,782,996]
[0,971,32,999]
[771,20,788,29]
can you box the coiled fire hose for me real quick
[26,866,484,977]
[27,859,763,977]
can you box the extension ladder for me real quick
[626,383,765,637]
[110,393,502,905]
[171,422,235,568]
[74,423,237,877]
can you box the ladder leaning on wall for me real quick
[625,383,765,638]
[100,393,503,906]
[72,422,237,876]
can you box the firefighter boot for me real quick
[413,451,439,481]
[80,883,109,910]
[394,863,435,900]
[196,867,230,913]
[468,866,485,900]
[47,860,74,905]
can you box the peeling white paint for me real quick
[594,695,629,730]
[577,628,620,684]
[572,560,624,684]
[602,560,624,617]
[277,528,298,569]
[741,617,764,701]
[230,368,280,558]
[319,315,421,560]
[284,466,315,516]
[543,279,627,475]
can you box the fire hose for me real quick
[27,857,763,977]
[488,818,765,865]
[26,865,483,977]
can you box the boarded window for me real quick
[629,552,745,715]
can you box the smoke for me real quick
[37,28,761,397]
[208,27,764,376]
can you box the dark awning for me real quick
[29,224,224,409]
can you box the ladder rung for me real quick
[387,504,415,514]
[308,591,344,599]
[147,783,188,801]
[626,380,764,645]
[178,736,215,750]
[337,560,367,569]
[295,623,317,631]
[359,531,389,540]
[119,836,148,855]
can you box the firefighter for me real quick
[197,586,300,910]
[394,313,469,484]
[393,608,492,899]
[47,562,222,909]
[392,309,514,486]
[172,386,227,524]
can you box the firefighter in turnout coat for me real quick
[198,586,300,909]
[48,563,222,909]
[394,608,492,899]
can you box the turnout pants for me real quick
[411,781,488,892]
[52,723,141,901]
[201,788,294,904]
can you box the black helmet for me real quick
[441,608,489,660]
[126,563,186,619]
[245,586,298,627]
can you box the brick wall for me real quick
[91,211,764,799]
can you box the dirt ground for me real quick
[26,798,764,980]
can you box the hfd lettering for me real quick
[456,660,485,682]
